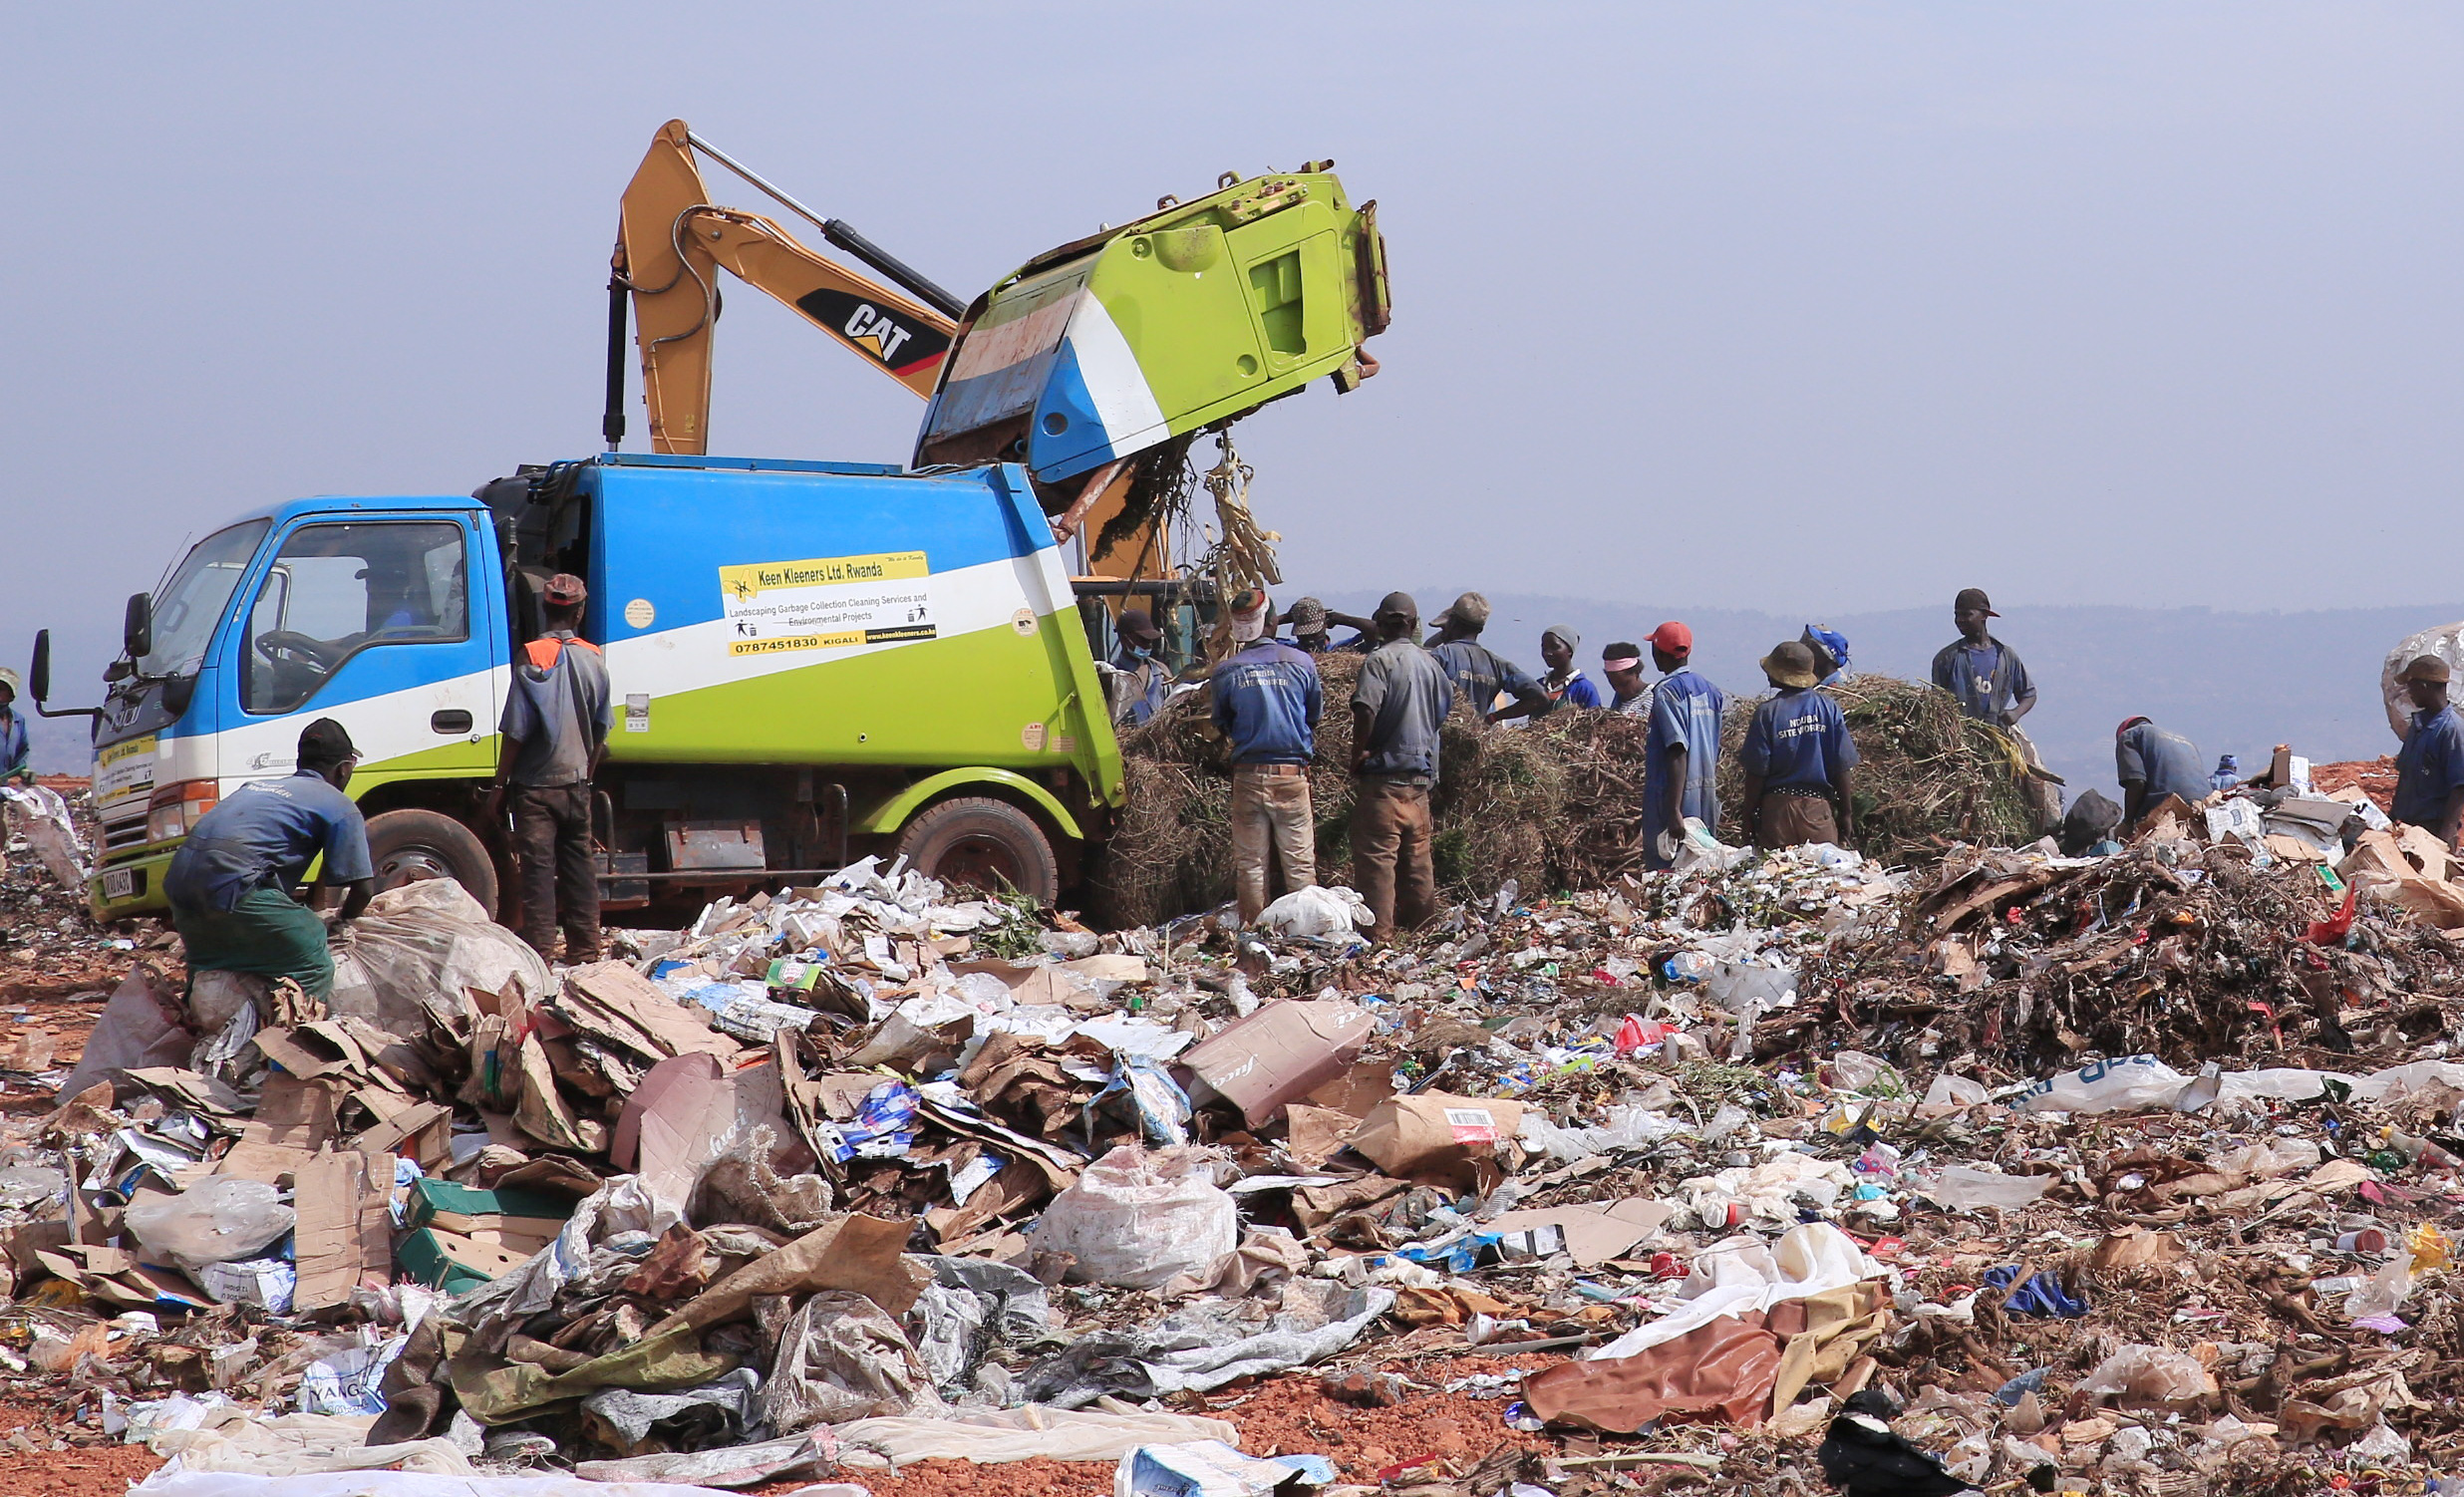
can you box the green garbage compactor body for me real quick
[913,165,1391,486]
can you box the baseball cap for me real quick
[544,573,588,607]
[2402,655,2452,685]
[297,718,358,769]
[1800,624,1849,678]
[1117,608,1162,644]
[2115,715,2152,739]
[1431,591,1490,630]
[1955,587,1998,617]
[1284,596,1328,629]
[1648,621,1693,658]
[1374,591,1419,624]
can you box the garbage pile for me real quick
[1105,663,2041,925]
[11,780,2464,1495]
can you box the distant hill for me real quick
[32,600,2454,810]
[1304,594,2456,806]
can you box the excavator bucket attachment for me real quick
[914,165,1390,487]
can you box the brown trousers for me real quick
[1351,777,1438,937]
[1231,764,1317,923]
[1756,790,1841,849]
[512,783,600,962]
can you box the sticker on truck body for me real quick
[96,736,159,807]
[718,550,937,658]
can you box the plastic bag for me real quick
[763,1290,931,1432]
[1028,1145,1236,1289]
[331,880,549,1038]
[2013,1054,2191,1114]
[126,1178,296,1268]
[1254,885,1371,939]
[0,783,89,894]
[2078,1344,2217,1406]
[1923,1166,2053,1212]
[56,966,195,1102]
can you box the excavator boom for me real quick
[616,120,960,452]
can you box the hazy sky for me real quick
[7,3,2464,694]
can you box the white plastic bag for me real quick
[2079,1344,2217,1405]
[2014,1055,2191,1114]
[126,1178,296,1268]
[332,879,549,1038]
[1028,1145,1236,1289]
[1922,1166,2053,1212]
[763,1291,930,1431]
[1253,885,1371,939]
[0,783,89,894]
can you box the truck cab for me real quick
[77,455,1125,925]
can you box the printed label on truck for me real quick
[96,736,158,807]
[718,551,936,658]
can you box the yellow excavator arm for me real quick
[612,120,961,453]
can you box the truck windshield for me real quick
[140,520,270,679]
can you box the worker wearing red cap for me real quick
[1642,622,1726,868]
[488,573,612,963]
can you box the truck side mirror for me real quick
[29,631,49,705]
[124,593,153,663]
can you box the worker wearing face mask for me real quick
[1106,608,1173,727]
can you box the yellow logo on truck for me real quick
[719,551,936,658]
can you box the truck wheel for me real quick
[366,808,500,918]
[895,796,1060,905]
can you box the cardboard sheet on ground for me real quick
[1345,1092,1526,1178]
[1482,1198,1675,1268]
[1523,1311,1781,1431]
[613,1052,789,1209]
[1178,999,1376,1127]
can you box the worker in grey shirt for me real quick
[1350,592,1455,938]
[486,573,614,963]
[2114,717,2209,828]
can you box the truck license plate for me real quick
[102,868,135,901]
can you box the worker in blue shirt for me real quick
[163,718,374,1000]
[1642,621,1726,867]
[1739,642,1860,849]
[1930,589,2035,727]
[0,673,30,785]
[1423,593,1549,724]
[1107,609,1173,726]
[1352,592,1455,936]
[1212,589,1324,923]
[1801,625,1851,689]
[2210,754,2243,793]
[2113,717,2209,828]
[1494,625,1602,722]
[2393,656,2464,847]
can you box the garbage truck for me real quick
[50,452,1128,923]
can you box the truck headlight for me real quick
[148,781,219,844]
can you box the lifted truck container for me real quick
[72,453,1124,924]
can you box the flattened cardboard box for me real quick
[1178,999,1377,1127]
[1346,1091,1527,1177]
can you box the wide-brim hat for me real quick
[1760,641,1820,690]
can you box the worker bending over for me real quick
[1739,642,1859,850]
[488,573,612,965]
[1423,592,1548,725]
[1643,622,1726,867]
[1212,589,1323,923]
[2113,717,2207,829]
[2393,656,2464,849]
[163,719,373,1000]
[1350,592,1454,937]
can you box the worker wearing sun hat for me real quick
[1739,641,1859,850]
[2394,655,2464,847]
[0,668,28,786]
[1212,588,1323,923]
[1642,621,1727,867]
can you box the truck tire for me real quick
[894,796,1060,906]
[366,808,500,918]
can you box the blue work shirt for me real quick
[1739,688,1859,792]
[1427,640,1540,715]
[2394,705,2464,829]
[1931,637,2033,723]
[1353,640,1454,781]
[163,769,374,915]
[2114,722,2207,812]
[1211,640,1322,765]
[0,706,27,780]
[1642,669,1727,863]
[1544,670,1603,712]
